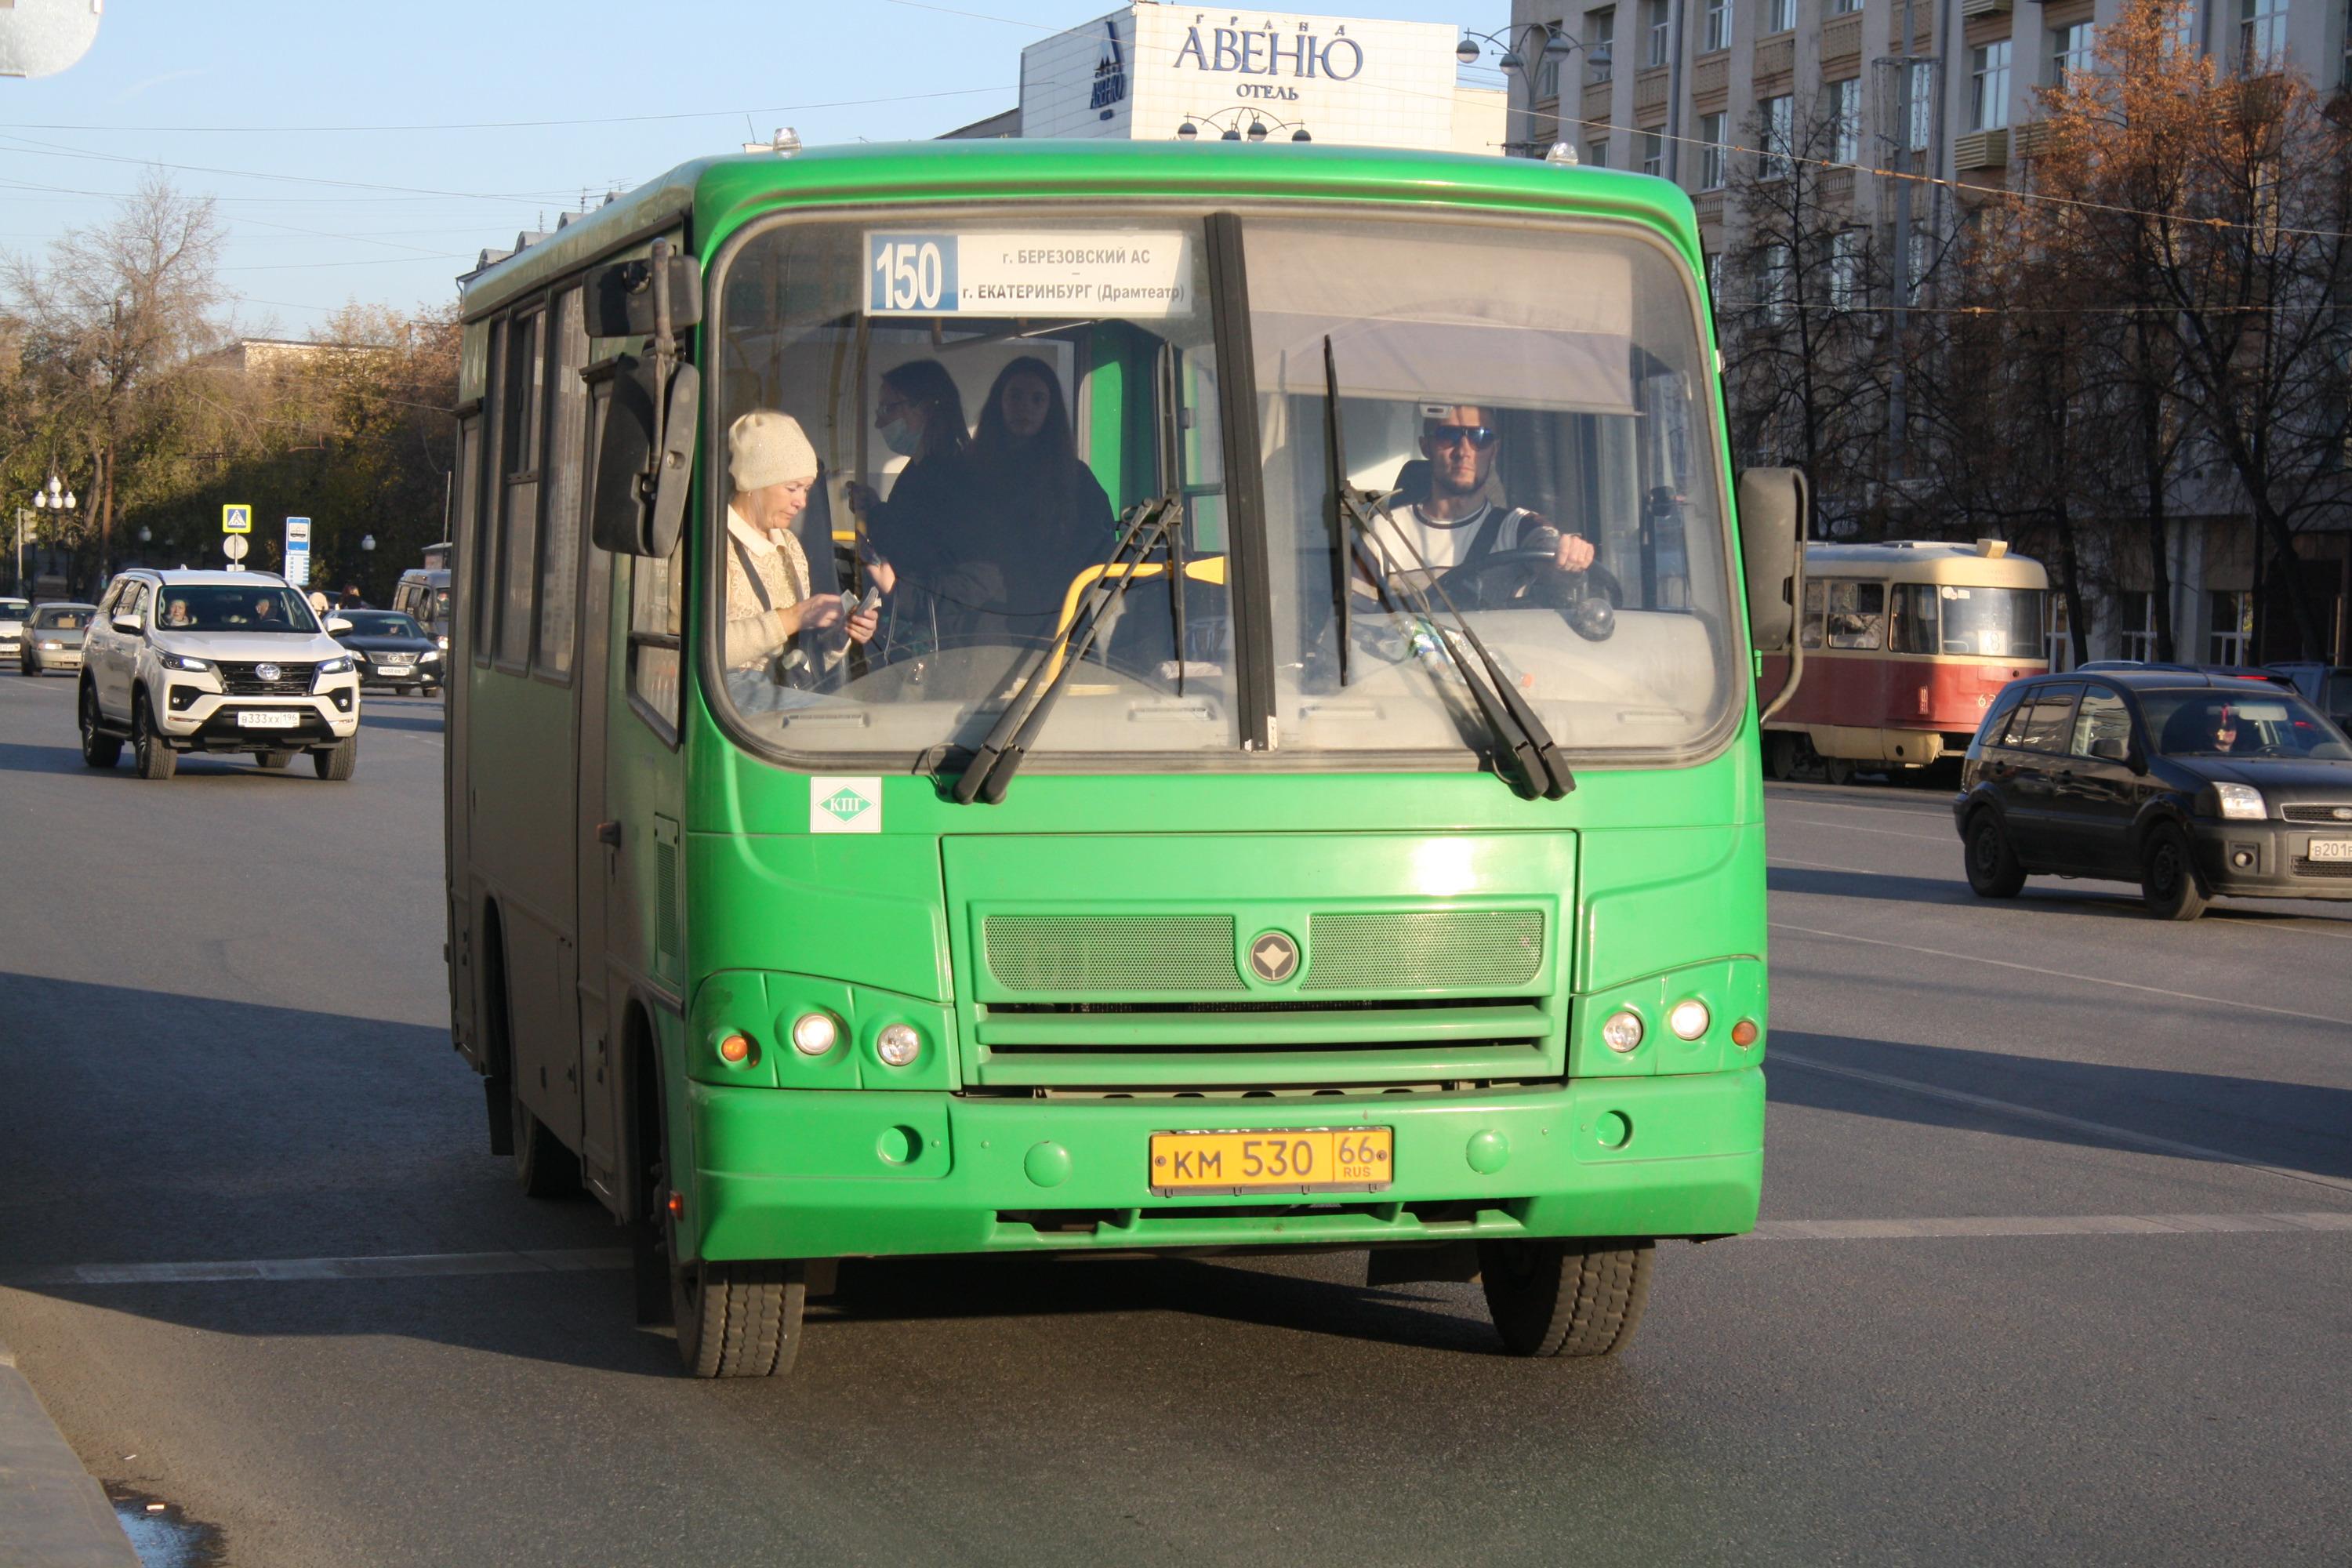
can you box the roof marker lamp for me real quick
[1602,1009,1645,1054]
[1668,999,1711,1041]
[791,1011,840,1057]
[2213,783,2266,821]
[876,1023,922,1068]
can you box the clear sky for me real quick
[1,1,1508,336]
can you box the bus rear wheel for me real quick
[1478,1237,1653,1358]
[673,1255,808,1378]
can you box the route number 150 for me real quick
[871,239,948,312]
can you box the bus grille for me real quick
[1302,910,1543,990]
[985,914,1244,993]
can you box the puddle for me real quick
[106,1486,227,1568]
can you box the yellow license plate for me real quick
[1148,1127,1393,1196]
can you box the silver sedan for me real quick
[21,602,96,676]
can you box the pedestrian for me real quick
[338,583,365,610]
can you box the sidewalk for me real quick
[0,1332,140,1567]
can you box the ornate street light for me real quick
[1175,108,1315,145]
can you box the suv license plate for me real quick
[237,710,300,730]
[1149,1127,1393,1196]
[2310,838,2352,862]
[377,664,413,677]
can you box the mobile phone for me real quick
[848,586,883,618]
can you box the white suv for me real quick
[78,569,362,781]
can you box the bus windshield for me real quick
[705,210,1730,764]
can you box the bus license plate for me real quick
[2310,839,2352,862]
[237,710,299,729]
[1149,1127,1393,1195]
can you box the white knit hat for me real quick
[728,409,818,492]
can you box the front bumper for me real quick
[684,1068,1766,1263]
[157,683,359,747]
[26,648,79,671]
[2191,819,2352,901]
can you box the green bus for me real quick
[446,140,1805,1377]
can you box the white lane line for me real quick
[1777,816,1953,843]
[1770,920,2352,1029]
[1752,1210,2352,1240]
[0,1247,630,1287]
[1773,1049,2352,1196]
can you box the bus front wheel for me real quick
[1477,1237,1653,1358]
[673,1256,808,1379]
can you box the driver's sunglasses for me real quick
[1425,425,1500,450]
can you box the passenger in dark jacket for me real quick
[969,355,1115,643]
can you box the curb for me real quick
[0,1334,141,1568]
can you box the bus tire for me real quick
[2141,825,2209,922]
[481,909,581,1198]
[1477,1237,1653,1358]
[673,1258,808,1379]
[1964,811,2027,898]
[510,1087,583,1200]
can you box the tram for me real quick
[1762,539,2048,782]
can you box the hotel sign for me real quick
[1171,20,1366,100]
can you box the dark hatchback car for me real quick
[1955,668,2352,920]
[327,608,444,694]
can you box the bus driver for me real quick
[1359,404,1596,597]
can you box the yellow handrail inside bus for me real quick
[1043,554,1228,687]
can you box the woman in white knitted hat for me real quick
[722,410,877,678]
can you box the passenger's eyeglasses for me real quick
[1425,425,1499,450]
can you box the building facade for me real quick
[1508,0,2352,667]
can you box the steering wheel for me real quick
[1435,548,1626,613]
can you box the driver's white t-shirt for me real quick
[1363,500,1547,576]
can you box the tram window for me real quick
[1800,580,1825,648]
[1890,583,1938,653]
[1824,581,1884,649]
[2002,683,2082,753]
[2068,688,2132,759]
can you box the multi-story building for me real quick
[1508,0,2352,666]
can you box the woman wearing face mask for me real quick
[844,359,987,650]
[723,410,877,681]
[970,356,1115,641]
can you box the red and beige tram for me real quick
[1762,539,2049,782]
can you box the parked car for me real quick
[2264,662,2352,730]
[77,569,361,781]
[20,601,95,676]
[0,597,28,663]
[328,608,443,694]
[390,568,452,649]
[1955,667,2352,920]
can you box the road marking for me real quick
[1771,921,2352,1029]
[1777,816,1953,843]
[0,1247,630,1287]
[1751,1210,2352,1240]
[1774,1049,2352,1196]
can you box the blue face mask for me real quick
[879,416,920,458]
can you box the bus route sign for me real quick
[865,231,1192,319]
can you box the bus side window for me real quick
[1800,579,1825,649]
[535,286,589,681]
[495,307,547,671]
[628,542,684,739]
[1890,583,1936,653]
[1825,581,1884,650]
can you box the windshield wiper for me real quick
[1319,336,1573,800]
[951,490,1184,805]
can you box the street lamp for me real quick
[1457,23,1608,156]
[1174,108,1314,143]
[24,474,76,595]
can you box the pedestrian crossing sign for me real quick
[222,503,252,535]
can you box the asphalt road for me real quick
[2,669,2348,1567]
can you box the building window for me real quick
[1907,60,1936,151]
[1831,0,1863,12]
[2118,591,2158,662]
[1768,0,1795,33]
[1646,0,1672,65]
[1588,137,1611,167]
[1830,228,1866,309]
[1705,249,1725,305]
[1761,243,1795,322]
[2052,21,2096,82]
[1588,8,1615,82]
[2240,0,2288,65]
[1971,41,2012,129]
[1537,52,1563,101]
[2045,595,2074,671]
[1761,93,1794,178]
[1704,0,1734,53]
[1830,77,1863,162]
[1642,126,1666,175]
[2209,589,2253,663]
[1699,111,1728,188]
[1905,229,1932,300]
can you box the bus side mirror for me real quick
[585,354,699,558]
[585,252,702,339]
[1738,467,1809,655]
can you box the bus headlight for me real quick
[1602,1009,1644,1053]
[790,1011,840,1056]
[876,1023,922,1067]
[1668,999,1711,1040]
